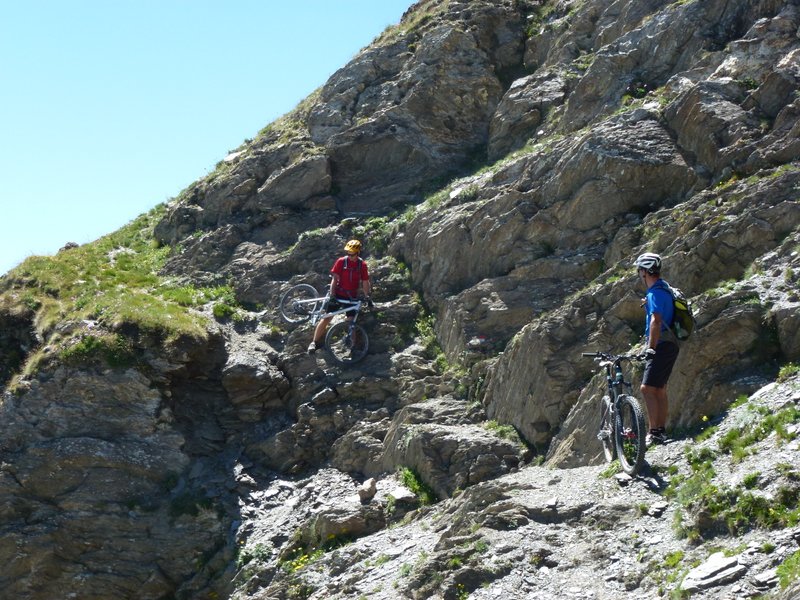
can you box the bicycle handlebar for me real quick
[581,351,644,362]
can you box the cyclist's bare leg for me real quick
[313,316,332,345]
[641,383,668,430]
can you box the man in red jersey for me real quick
[308,239,371,353]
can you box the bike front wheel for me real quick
[279,284,320,323]
[325,321,369,365]
[614,394,646,476]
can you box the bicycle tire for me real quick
[598,395,616,462]
[614,394,646,476]
[325,321,368,365]
[279,284,320,323]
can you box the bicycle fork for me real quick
[597,396,613,442]
[345,317,361,348]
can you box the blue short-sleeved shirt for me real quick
[644,280,675,340]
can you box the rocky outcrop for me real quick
[0,365,223,598]
[1,0,800,598]
[230,375,800,599]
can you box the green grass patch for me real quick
[778,362,800,382]
[236,542,272,569]
[60,333,137,368]
[600,460,621,478]
[778,550,800,589]
[399,467,437,505]
[2,205,210,343]
[352,216,394,255]
[666,446,800,540]
[484,420,525,446]
[718,404,800,461]
[414,303,444,365]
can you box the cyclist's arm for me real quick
[647,312,662,349]
[360,261,371,298]
[329,273,340,296]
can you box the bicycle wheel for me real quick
[614,394,646,476]
[325,321,368,365]
[598,395,616,462]
[279,284,320,323]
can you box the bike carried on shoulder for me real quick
[279,284,369,365]
[581,351,647,476]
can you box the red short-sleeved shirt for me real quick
[331,256,369,298]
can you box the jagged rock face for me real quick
[484,167,800,450]
[0,366,218,598]
[2,0,800,598]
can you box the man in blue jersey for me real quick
[635,252,680,446]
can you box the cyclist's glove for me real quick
[644,348,656,361]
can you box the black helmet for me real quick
[635,252,661,274]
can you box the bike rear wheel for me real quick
[614,394,646,476]
[279,284,320,323]
[598,395,616,462]
[325,320,368,365]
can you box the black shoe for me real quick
[307,341,320,354]
[646,428,667,446]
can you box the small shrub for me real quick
[415,309,442,360]
[742,472,760,489]
[399,467,437,505]
[664,550,684,568]
[729,394,750,410]
[600,461,621,478]
[213,302,237,320]
[484,420,524,445]
[778,363,800,382]
[352,216,393,255]
[60,333,136,368]
[236,543,271,569]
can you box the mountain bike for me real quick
[279,284,369,365]
[581,351,647,476]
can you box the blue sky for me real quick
[0,1,412,275]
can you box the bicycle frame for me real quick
[599,354,634,399]
[582,351,647,475]
[593,353,635,433]
[310,297,362,326]
[280,284,370,364]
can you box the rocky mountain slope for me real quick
[1,0,800,598]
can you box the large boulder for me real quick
[372,398,529,499]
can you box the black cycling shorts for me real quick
[642,341,679,388]
[326,295,357,315]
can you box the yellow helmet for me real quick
[344,239,362,254]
